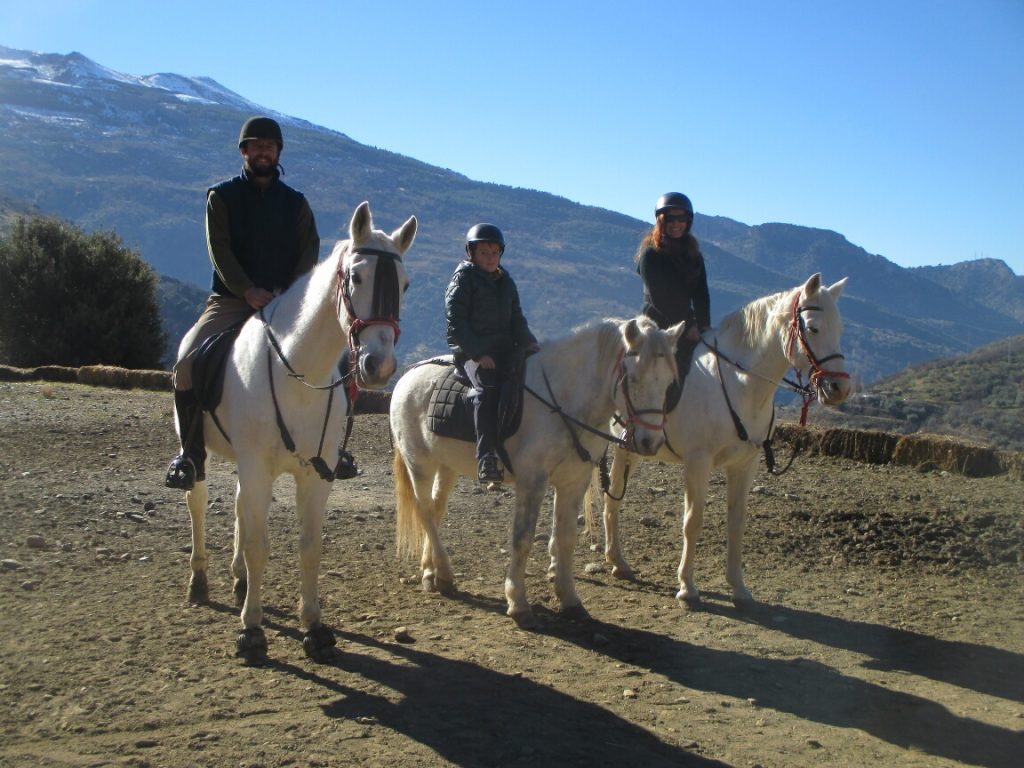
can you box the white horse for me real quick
[180,201,416,664]
[391,316,685,629]
[594,273,851,605]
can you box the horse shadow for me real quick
[314,629,726,768]
[529,600,1023,768]
[696,595,1024,704]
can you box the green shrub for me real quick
[0,215,166,368]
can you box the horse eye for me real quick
[351,273,363,286]
[402,282,410,294]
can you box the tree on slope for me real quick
[0,215,166,368]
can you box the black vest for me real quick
[210,173,305,297]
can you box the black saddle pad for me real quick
[426,361,526,444]
[192,324,243,413]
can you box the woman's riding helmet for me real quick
[655,192,693,217]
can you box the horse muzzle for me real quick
[356,347,397,390]
[816,372,851,405]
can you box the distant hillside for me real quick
[789,334,1024,451]
[2,44,1023,383]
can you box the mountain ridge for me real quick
[2,44,1022,382]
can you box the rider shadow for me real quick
[311,629,726,768]
[696,596,1024,704]
[533,609,1022,768]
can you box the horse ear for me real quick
[802,272,823,297]
[350,201,373,242]
[623,318,641,349]
[828,277,848,300]
[391,215,418,256]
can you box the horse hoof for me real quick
[235,627,268,666]
[435,577,456,597]
[302,623,337,663]
[561,603,590,621]
[233,578,247,607]
[187,572,209,605]
[421,574,436,593]
[611,565,637,582]
[510,610,538,630]
[732,595,755,609]
[676,590,702,609]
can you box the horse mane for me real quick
[716,286,794,353]
[540,317,628,364]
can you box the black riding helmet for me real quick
[238,116,284,150]
[465,223,505,258]
[655,192,694,218]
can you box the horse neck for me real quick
[715,288,799,397]
[268,252,347,384]
[533,322,621,426]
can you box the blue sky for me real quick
[3,0,1023,274]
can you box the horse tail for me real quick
[393,447,422,559]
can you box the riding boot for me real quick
[472,383,503,484]
[165,389,206,490]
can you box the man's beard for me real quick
[246,159,277,178]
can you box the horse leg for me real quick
[550,476,591,619]
[233,467,272,665]
[294,475,336,662]
[505,478,546,629]
[230,490,246,607]
[603,445,635,580]
[676,456,711,605]
[724,459,757,605]
[185,480,209,604]
[424,467,458,595]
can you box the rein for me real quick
[523,345,670,483]
[257,245,404,482]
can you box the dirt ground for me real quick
[1,380,1022,768]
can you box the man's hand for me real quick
[478,354,496,370]
[244,286,276,310]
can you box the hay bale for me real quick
[126,369,172,391]
[33,365,78,383]
[78,365,131,388]
[820,428,899,465]
[0,365,36,382]
[892,434,1003,477]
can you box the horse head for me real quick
[614,316,685,455]
[788,273,851,406]
[339,201,416,389]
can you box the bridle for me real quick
[525,342,672,463]
[257,245,404,482]
[611,346,670,451]
[785,295,849,425]
[338,246,403,342]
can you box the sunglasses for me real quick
[662,213,691,224]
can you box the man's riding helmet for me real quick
[238,116,284,150]
[465,223,505,257]
[655,192,693,218]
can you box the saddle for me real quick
[191,324,244,414]
[426,355,527,469]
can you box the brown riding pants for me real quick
[171,295,255,391]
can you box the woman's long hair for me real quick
[634,217,701,262]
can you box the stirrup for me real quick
[165,455,197,490]
[334,449,359,480]
[477,455,504,484]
